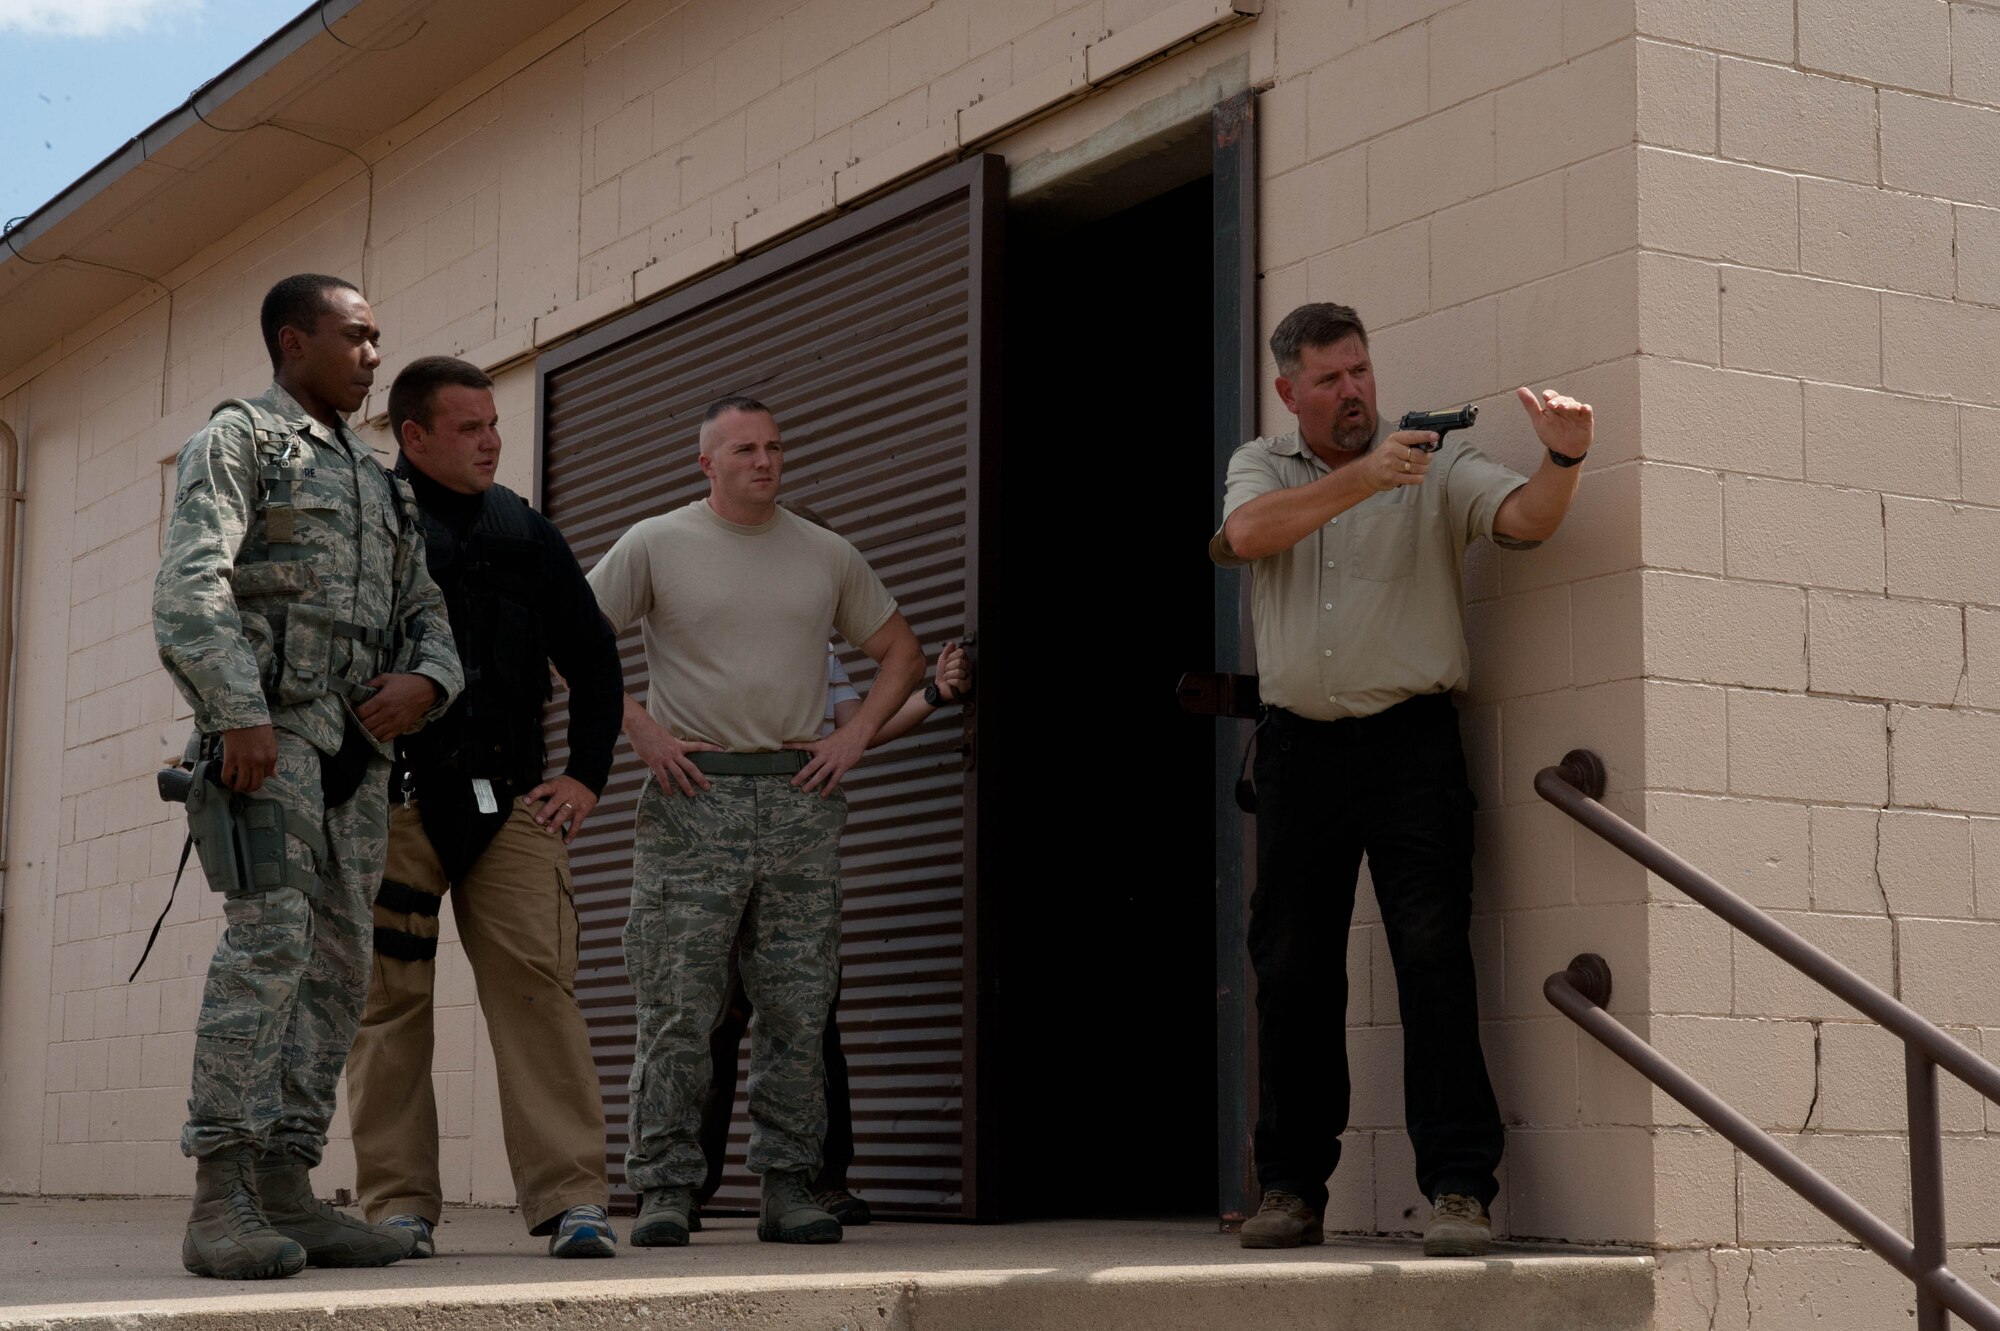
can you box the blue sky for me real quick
[1,0,307,232]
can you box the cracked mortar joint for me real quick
[1797,1020,1823,1137]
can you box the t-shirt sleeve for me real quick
[585,521,655,633]
[1446,440,1536,549]
[1209,441,1284,568]
[832,543,898,648]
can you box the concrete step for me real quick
[0,1199,1652,1331]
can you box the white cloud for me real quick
[0,0,203,36]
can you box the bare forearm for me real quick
[1494,457,1584,543]
[869,690,936,748]
[847,640,925,742]
[1223,467,1373,561]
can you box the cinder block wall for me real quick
[20,6,1993,1300]
[1635,1,2000,1325]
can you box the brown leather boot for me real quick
[1238,1190,1324,1249]
[1422,1193,1492,1256]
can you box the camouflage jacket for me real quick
[154,382,463,756]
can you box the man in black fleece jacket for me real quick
[346,355,626,1260]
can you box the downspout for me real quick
[0,420,22,878]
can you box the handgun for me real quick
[1399,403,1478,453]
[157,764,196,804]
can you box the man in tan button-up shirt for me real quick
[1212,302,1593,1257]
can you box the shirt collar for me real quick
[260,381,347,448]
[1266,428,1335,474]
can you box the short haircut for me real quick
[703,393,772,426]
[389,356,494,443]
[698,393,775,452]
[1269,303,1368,377]
[260,273,361,371]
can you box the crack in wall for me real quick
[1955,606,1972,707]
[1879,492,1890,602]
[1699,1247,1724,1331]
[1799,1020,1823,1135]
[1873,805,1904,1001]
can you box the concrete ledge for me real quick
[0,1201,1652,1331]
[462,324,536,375]
[732,179,840,256]
[532,276,635,348]
[634,232,736,303]
[958,54,1090,146]
[837,121,963,207]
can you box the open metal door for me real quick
[535,155,1004,1218]
[1213,88,1259,1227]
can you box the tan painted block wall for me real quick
[15,0,1988,1299]
[1636,0,2000,1323]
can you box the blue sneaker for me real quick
[380,1214,435,1258]
[549,1204,617,1258]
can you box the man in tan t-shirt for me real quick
[587,394,923,1249]
[1211,302,1593,1257]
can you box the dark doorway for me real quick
[985,171,1219,1218]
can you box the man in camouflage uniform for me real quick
[155,273,462,1280]
[588,394,923,1247]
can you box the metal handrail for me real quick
[1537,749,2000,1331]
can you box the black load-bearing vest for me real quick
[398,481,550,791]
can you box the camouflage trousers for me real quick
[181,727,389,1164]
[623,774,844,1192]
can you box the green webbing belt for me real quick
[690,751,811,776]
[334,619,392,648]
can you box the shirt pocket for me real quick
[290,475,347,532]
[1348,494,1419,582]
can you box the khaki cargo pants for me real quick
[347,801,607,1234]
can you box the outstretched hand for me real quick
[1516,386,1593,460]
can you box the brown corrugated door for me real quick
[534,156,1002,1220]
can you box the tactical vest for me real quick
[398,481,550,790]
[212,396,424,709]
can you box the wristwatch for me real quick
[1548,447,1585,468]
[923,682,948,707]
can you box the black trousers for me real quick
[697,979,853,1205]
[1249,693,1503,1213]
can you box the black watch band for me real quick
[924,682,945,707]
[1548,447,1585,469]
